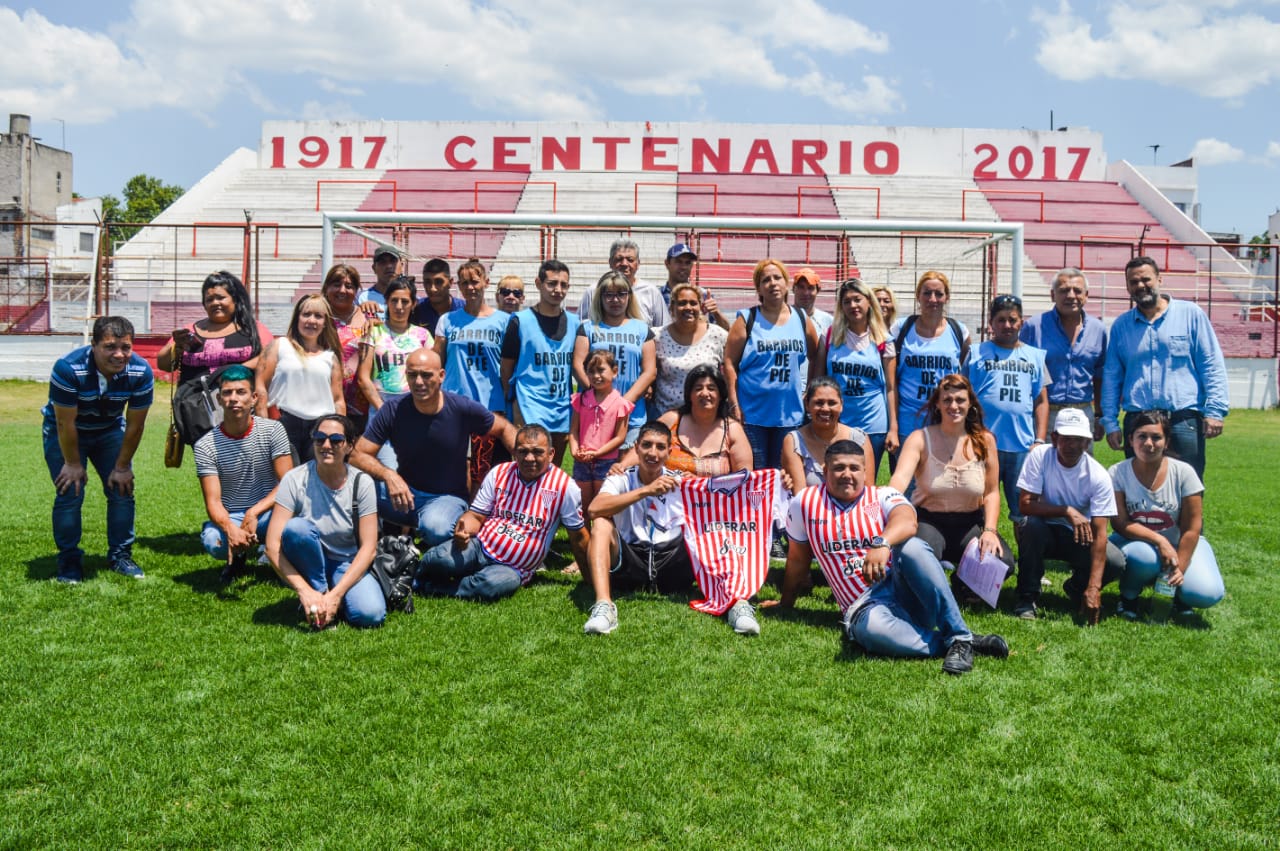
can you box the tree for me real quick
[101,174,185,246]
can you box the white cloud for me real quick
[1032,1,1280,99]
[1189,138,1245,165]
[0,1,901,125]
[1267,141,1280,160]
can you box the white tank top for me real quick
[268,341,337,419]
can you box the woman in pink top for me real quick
[890,374,1013,581]
[570,349,635,509]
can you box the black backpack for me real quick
[171,372,220,446]
[351,472,418,614]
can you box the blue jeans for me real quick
[280,517,385,627]
[997,449,1030,524]
[201,510,272,560]
[1111,533,1224,609]
[417,538,523,602]
[866,432,888,482]
[378,486,468,549]
[42,418,134,569]
[846,537,972,657]
[742,423,791,470]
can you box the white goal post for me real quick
[320,211,1026,297]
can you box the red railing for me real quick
[639,181,718,215]
[799,184,880,218]
[1078,234,1170,271]
[963,188,1044,222]
[315,179,398,212]
[474,180,556,213]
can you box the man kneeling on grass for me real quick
[581,420,693,635]
[194,365,293,584]
[417,424,589,601]
[771,440,1008,675]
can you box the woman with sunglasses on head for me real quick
[890,374,1014,587]
[156,271,273,392]
[723,258,820,469]
[255,294,345,463]
[964,294,1049,527]
[891,271,971,474]
[265,414,384,630]
[1108,410,1224,621]
[817,277,897,473]
[572,271,657,448]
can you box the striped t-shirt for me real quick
[472,462,584,582]
[194,417,293,512]
[785,483,911,616]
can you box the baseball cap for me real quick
[666,243,697,261]
[793,267,820,286]
[372,245,400,262]
[1052,408,1092,439]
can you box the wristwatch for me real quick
[868,536,888,550]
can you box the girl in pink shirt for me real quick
[570,348,635,509]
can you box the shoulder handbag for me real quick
[351,471,418,614]
[164,350,185,468]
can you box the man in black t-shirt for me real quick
[351,349,514,547]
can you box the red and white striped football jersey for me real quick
[785,483,911,615]
[473,462,584,582]
[679,469,784,616]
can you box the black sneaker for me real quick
[1014,596,1039,620]
[219,552,249,585]
[1172,594,1195,619]
[971,633,1009,659]
[110,557,145,579]
[1116,596,1141,621]
[56,561,83,584]
[942,639,974,675]
[1062,576,1082,604]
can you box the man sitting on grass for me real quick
[418,424,589,601]
[581,420,692,635]
[194,365,293,584]
[1014,408,1125,623]
[771,439,1008,676]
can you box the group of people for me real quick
[44,245,1229,673]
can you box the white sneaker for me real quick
[583,600,618,635]
[726,600,760,636]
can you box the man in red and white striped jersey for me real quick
[773,439,1008,675]
[417,425,588,601]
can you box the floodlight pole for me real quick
[320,212,1026,297]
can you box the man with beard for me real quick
[1101,257,1227,479]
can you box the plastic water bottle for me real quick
[1151,572,1175,624]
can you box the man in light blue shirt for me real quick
[1101,256,1228,479]
[1020,267,1106,441]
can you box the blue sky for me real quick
[6,0,1278,237]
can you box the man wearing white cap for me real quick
[1014,408,1124,624]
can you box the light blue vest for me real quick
[513,308,580,432]
[826,332,889,434]
[439,309,508,412]
[581,317,649,428]
[736,306,808,428]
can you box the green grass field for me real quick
[2,378,1277,848]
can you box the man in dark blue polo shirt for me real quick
[43,316,155,583]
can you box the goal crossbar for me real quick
[321,212,1026,296]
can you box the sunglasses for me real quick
[497,288,525,298]
[311,432,348,446]
[991,294,1023,311]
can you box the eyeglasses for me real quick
[991,294,1023,311]
[498,288,524,298]
[311,432,348,446]
[602,290,631,300]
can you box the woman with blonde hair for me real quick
[872,285,898,328]
[818,277,898,473]
[723,258,819,469]
[572,270,657,447]
[890,270,971,471]
[255,294,345,462]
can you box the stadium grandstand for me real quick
[2,120,1274,404]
